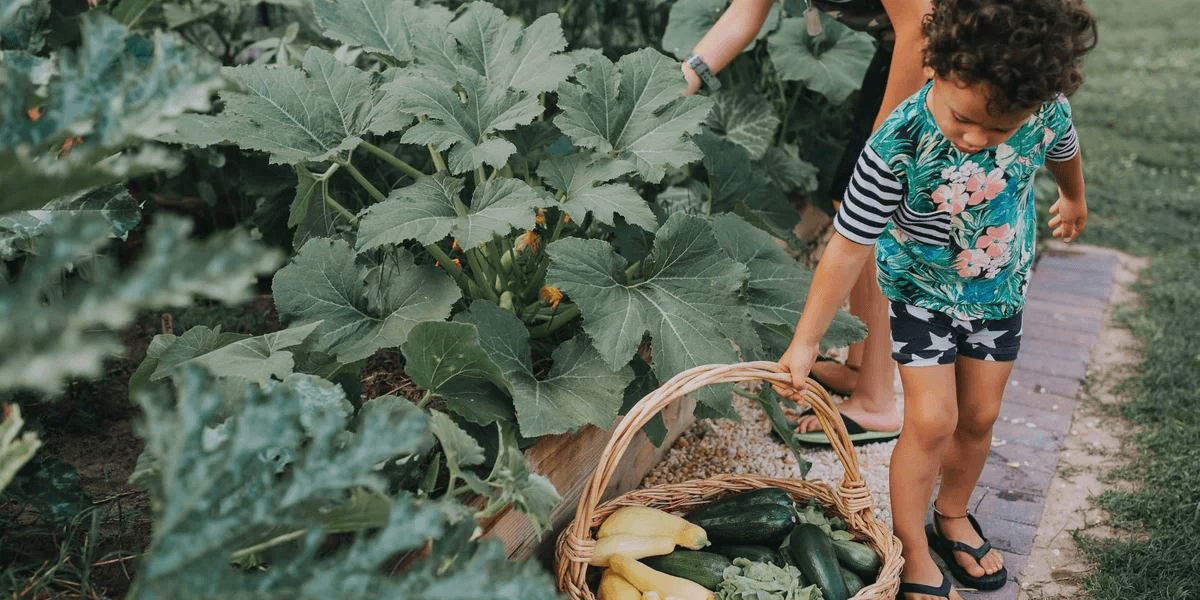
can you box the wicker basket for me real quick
[555,360,903,599]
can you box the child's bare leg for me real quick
[932,356,1011,578]
[892,363,964,599]
[798,261,902,433]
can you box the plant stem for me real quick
[418,116,448,173]
[425,243,474,295]
[464,248,500,303]
[333,157,387,203]
[324,195,358,225]
[416,390,435,409]
[527,303,581,338]
[230,529,309,562]
[360,141,424,180]
[624,260,642,282]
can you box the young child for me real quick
[773,0,1098,597]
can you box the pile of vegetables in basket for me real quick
[589,488,882,600]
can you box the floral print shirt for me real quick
[833,81,1080,320]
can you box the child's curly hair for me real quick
[923,0,1098,114]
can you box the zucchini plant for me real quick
[155,0,866,448]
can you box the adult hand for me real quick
[774,341,819,402]
[1048,192,1087,242]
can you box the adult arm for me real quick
[776,233,876,398]
[682,0,775,95]
[872,0,933,130]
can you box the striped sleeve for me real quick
[833,145,904,245]
[1046,122,1080,161]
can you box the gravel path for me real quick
[641,367,905,529]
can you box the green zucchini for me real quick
[784,523,849,600]
[686,503,796,546]
[686,488,795,521]
[641,550,732,591]
[710,544,784,566]
[831,538,881,579]
[839,565,865,596]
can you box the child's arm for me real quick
[1044,151,1087,243]
[775,233,875,400]
[681,0,774,95]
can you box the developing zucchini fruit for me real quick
[784,523,849,600]
[641,550,732,591]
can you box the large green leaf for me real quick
[312,0,452,63]
[554,48,713,183]
[0,0,48,51]
[400,320,507,394]
[661,0,779,59]
[756,143,819,195]
[694,130,800,242]
[767,15,875,104]
[707,88,781,161]
[545,212,754,413]
[710,214,865,352]
[356,174,552,250]
[448,1,573,95]
[272,239,460,363]
[169,47,410,165]
[0,215,281,393]
[0,186,140,260]
[385,65,542,174]
[0,405,40,495]
[137,322,323,385]
[131,367,558,600]
[459,301,634,438]
[1,13,222,213]
[537,153,658,232]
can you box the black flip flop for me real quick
[787,407,902,446]
[898,572,953,598]
[926,513,1009,591]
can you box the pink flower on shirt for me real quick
[933,182,969,215]
[955,248,988,277]
[966,168,1006,205]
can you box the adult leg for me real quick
[932,356,1011,578]
[893,363,964,600]
[800,259,901,432]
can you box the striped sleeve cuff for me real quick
[833,146,904,245]
[1047,123,1080,162]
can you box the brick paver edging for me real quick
[944,245,1122,600]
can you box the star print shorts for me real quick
[889,301,1023,366]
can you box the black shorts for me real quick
[889,301,1024,366]
[830,45,893,202]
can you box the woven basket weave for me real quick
[554,361,903,599]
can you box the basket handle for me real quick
[566,361,876,542]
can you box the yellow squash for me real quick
[589,534,677,566]
[608,555,715,600]
[598,569,641,600]
[597,506,709,549]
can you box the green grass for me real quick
[1067,0,1200,597]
